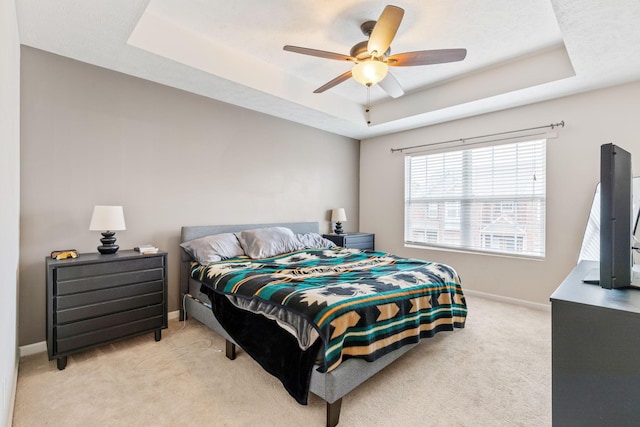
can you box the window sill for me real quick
[404,243,545,261]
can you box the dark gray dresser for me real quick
[46,250,167,369]
[323,232,375,251]
[550,260,640,426]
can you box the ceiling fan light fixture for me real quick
[352,59,388,87]
[283,5,466,97]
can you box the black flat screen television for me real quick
[599,143,635,289]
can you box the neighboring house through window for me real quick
[404,139,546,257]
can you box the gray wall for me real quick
[19,47,360,346]
[1,0,20,424]
[361,81,640,306]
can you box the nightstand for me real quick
[323,232,375,251]
[46,250,167,370]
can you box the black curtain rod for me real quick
[390,121,565,153]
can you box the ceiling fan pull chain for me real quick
[366,85,371,126]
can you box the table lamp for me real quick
[89,205,126,254]
[331,208,347,235]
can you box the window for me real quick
[404,139,546,257]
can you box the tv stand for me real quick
[551,260,640,426]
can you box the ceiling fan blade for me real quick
[378,72,404,98]
[388,48,467,66]
[283,45,355,62]
[313,70,353,93]
[368,5,404,57]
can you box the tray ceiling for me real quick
[16,0,640,139]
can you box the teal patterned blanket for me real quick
[191,248,467,374]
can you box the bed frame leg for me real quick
[225,340,236,360]
[326,398,342,427]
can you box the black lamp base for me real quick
[97,231,119,254]
[334,222,344,235]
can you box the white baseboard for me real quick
[19,341,46,357]
[463,288,551,311]
[20,310,182,358]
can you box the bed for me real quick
[179,222,467,426]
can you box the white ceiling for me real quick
[16,0,640,139]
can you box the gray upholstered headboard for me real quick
[180,221,320,260]
[179,222,320,299]
[180,221,320,241]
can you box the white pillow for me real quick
[235,227,304,259]
[180,233,245,265]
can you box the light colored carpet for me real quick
[13,295,551,426]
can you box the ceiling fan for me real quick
[283,5,467,98]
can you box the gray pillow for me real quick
[296,232,336,249]
[180,232,245,265]
[235,227,304,259]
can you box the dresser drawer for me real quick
[323,233,375,251]
[56,315,164,354]
[56,268,164,296]
[56,280,163,310]
[56,291,163,324]
[344,234,374,250]
[56,304,164,339]
[56,257,164,281]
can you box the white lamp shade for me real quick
[331,208,347,222]
[89,205,126,231]
[351,60,388,86]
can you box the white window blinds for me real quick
[404,139,546,257]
